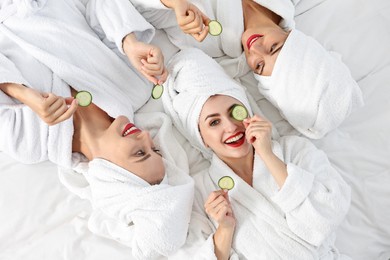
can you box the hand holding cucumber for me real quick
[204,190,236,229]
[21,86,78,126]
[123,33,168,85]
[243,115,273,157]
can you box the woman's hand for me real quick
[162,0,210,42]
[243,115,273,158]
[16,86,77,126]
[123,33,168,85]
[1,83,78,126]
[204,190,236,229]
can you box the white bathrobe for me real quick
[171,135,351,260]
[129,0,363,140]
[0,0,154,167]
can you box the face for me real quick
[96,116,165,185]
[198,95,252,161]
[242,27,289,76]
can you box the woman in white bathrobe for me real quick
[129,0,364,140]
[163,48,351,260]
[0,1,194,259]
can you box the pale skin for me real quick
[122,33,168,85]
[160,0,210,42]
[0,85,165,185]
[199,95,288,259]
[161,0,288,76]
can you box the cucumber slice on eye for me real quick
[75,90,92,107]
[208,20,222,36]
[151,84,164,99]
[231,104,248,121]
[218,176,235,190]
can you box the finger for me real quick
[214,200,229,214]
[141,67,162,77]
[201,11,211,26]
[65,97,76,105]
[180,12,202,32]
[52,99,78,125]
[141,60,164,74]
[205,190,225,205]
[140,70,158,85]
[207,194,225,210]
[178,9,196,27]
[158,68,169,84]
[193,26,209,42]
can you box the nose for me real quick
[137,131,151,140]
[250,40,268,55]
[224,118,238,133]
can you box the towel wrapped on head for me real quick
[58,112,194,259]
[162,48,253,160]
[255,29,364,139]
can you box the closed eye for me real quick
[153,148,162,157]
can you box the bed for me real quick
[1,0,389,259]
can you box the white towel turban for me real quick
[162,48,253,159]
[254,29,363,138]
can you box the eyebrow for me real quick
[135,153,151,163]
[204,104,238,122]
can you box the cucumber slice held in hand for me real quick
[218,176,235,190]
[208,20,222,36]
[231,104,248,121]
[151,84,164,99]
[75,90,92,107]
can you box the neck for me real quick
[71,91,113,160]
[222,148,255,186]
[242,0,282,31]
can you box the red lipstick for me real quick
[122,123,141,137]
[246,34,263,50]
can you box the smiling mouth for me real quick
[246,34,263,50]
[122,123,141,137]
[224,132,245,147]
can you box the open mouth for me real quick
[122,123,141,137]
[224,132,245,147]
[246,34,263,50]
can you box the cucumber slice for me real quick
[218,176,235,190]
[151,84,164,99]
[231,104,248,121]
[75,90,92,107]
[208,20,222,36]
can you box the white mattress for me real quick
[1,0,390,259]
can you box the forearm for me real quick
[262,152,288,188]
[0,83,27,102]
[213,227,234,260]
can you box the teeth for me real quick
[123,126,137,137]
[249,36,260,48]
[225,133,243,144]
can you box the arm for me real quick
[160,0,210,42]
[271,135,351,246]
[204,190,236,260]
[244,115,288,188]
[0,83,77,126]
[85,0,167,84]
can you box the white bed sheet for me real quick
[1,0,390,259]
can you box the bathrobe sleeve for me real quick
[270,135,351,247]
[171,172,239,260]
[84,0,155,55]
[0,54,49,162]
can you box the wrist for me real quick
[122,33,138,54]
[0,83,27,101]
